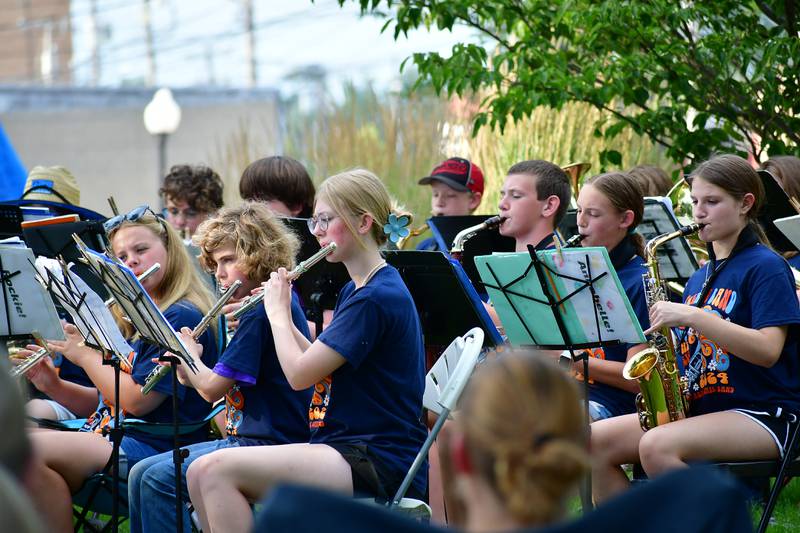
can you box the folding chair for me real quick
[372,327,484,520]
[714,418,800,533]
[72,403,225,532]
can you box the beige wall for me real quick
[1,88,281,216]
[0,0,72,84]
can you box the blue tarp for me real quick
[0,123,26,201]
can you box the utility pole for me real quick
[243,0,256,87]
[20,0,36,81]
[142,0,156,85]
[88,0,100,85]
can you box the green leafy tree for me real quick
[338,0,800,164]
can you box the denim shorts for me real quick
[589,400,614,422]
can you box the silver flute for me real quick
[10,263,162,378]
[231,242,338,320]
[141,279,243,395]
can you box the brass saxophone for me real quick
[622,223,703,431]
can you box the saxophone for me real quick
[449,216,504,263]
[622,223,703,431]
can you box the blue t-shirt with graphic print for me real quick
[314,265,427,497]
[585,254,650,417]
[212,293,312,445]
[677,243,800,415]
[118,301,219,450]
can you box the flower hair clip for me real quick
[383,213,410,244]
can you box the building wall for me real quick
[0,0,72,84]
[0,86,282,216]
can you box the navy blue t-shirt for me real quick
[213,294,312,445]
[787,254,800,270]
[125,301,219,450]
[585,253,650,417]
[677,243,800,415]
[315,266,428,496]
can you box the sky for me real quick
[68,0,480,96]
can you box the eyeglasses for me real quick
[163,206,202,220]
[307,213,338,233]
[104,205,168,239]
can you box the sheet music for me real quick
[476,248,646,347]
[0,245,64,340]
[639,197,699,281]
[75,242,197,372]
[34,257,134,362]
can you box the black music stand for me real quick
[757,169,800,254]
[22,219,111,301]
[427,215,515,295]
[0,205,23,240]
[35,259,134,532]
[74,238,198,533]
[476,245,646,511]
[280,217,349,335]
[382,250,502,358]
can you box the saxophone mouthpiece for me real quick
[564,233,584,248]
[680,223,705,236]
[484,215,504,229]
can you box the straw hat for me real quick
[22,166,81,206]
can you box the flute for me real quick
[141,279,243,395]
[10,263,162,378]
[231,242,338,320]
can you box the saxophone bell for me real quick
[623,223,703,431]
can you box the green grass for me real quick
[563,476,800,531]
[765,477,800,532]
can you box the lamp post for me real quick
[143,88,181,210]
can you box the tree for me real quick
[338,0,800,165]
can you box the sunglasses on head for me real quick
[103,205,168,238]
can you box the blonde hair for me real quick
[193,202,299,281]
[316,168,412,247]
[448,350,588,527]
[109,213,216,338]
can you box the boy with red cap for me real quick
[416,157,485,251]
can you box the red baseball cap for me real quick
[418,157,484,195]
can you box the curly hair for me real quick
[160,164,224,214]
[446,350,588,527]
[193,201,299,282]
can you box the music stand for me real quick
[0,205,23,240]
[34,257,134,531]
[74,237,197,533]
[22,218,111,301]
[757,169,800,254]
[475,245,646,510]
[383,250,502,370]
[427,215,515,295]
[280,217,350,334]
[0,244,65,366]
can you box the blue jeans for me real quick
[128,438,242,533]
[119,436,160,478]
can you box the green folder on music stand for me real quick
[475,247,645,348]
